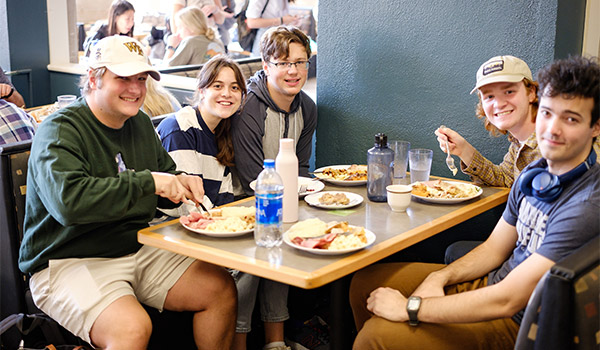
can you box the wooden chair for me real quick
[0,140,195,349]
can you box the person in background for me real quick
[229,26,315,350]
[349,55,600,350]
[0,67,26,108]
[217,0,236,49]
[163,6,225,72]
[83,0,136,57]
[0,99,36,144]
[435,55,600,188]
[157,54,246,210]
[142,77,182,118]
[231,25,316,197]
[246,0,300,56]
[19,36,237,349]
[170,0,233,43]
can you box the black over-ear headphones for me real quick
[519,150,596,202]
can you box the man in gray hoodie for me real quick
[231,25,317,196]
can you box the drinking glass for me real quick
[409,149,433,183]
[391,140,410,184]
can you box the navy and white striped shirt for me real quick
[157,106,234,208]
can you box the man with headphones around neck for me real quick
[348,56,600,350]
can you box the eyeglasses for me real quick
[268,60,310,70]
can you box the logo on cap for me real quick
[123,41,144,57]
[482,60,504,76]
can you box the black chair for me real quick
[0,140,195,349]
[515,235,599,350]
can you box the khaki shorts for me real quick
[29,245,195,345]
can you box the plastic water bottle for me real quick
[275,138,298,223]
[367,133,394,202]
[254,159,284,247]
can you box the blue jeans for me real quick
[231,270,289,333]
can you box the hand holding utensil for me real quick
[440,125,458,176]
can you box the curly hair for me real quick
[260,25,312,62]
[192,55,247,167]
[536,56,599,127]
[474,78,539,137]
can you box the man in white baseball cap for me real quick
[434,55,540,188]
[20,35,237,349]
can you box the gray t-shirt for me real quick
[489,159,600,323]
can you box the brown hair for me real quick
[259,25,312,62]
[192,55,247,167]
[108,0,135,36]
[475,78,539,136]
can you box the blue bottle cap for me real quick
[263,159,275,168]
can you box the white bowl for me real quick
[386,185,412,212]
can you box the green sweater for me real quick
[19,98,178,274]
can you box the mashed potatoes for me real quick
[205,216,253,232]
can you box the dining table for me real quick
[138,176,509,349]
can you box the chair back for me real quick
[0,140,32,346]
[515,235,600,350]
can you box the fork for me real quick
[444,139,458,176]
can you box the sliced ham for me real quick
[293,233,338,249]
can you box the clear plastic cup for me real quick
[409,149,433,183]
[57,95,77,109]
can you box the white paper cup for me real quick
[57,95,77,109]
[386,185,412,212]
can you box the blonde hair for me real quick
[177,6,215,41]
[143,78,182,117]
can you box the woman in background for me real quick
[246,0,300,56]
[163,6,225,73]
[83,0,135,56]
[142,78,182,118]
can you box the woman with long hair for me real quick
[83,0,135,56]
[157,54,246,208]
[163,6,225,71]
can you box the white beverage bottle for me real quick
[275,138,298,223]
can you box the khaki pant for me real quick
[349,263,520,350]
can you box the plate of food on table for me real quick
[304,191,364,209]
[283,218,375,255]
[312,164,367,186]
[250,176,325,198]
[410,180,482,204]
[179,206,255,237]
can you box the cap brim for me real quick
[104,61,161,81]
[470,74,526,94]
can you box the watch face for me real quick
[408,298,419,309]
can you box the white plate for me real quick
[180,208,254,237]
[249,176,325,198]
[410,181,483,204]
[304,191,364,209]
[283,227,376,255]
[313,165,367,186]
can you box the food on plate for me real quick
[318,164,367,181]
[411,180,480,199]
[180,207,255,232]
[287,219,367,250]
[29,103,59,123]
[318,192,350,205]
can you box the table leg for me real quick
[329,275,354,350]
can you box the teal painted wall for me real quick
[315,0,568,179]
[4,0,50,107]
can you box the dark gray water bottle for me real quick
[367,133,394,202]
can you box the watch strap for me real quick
[407,296,422,326]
